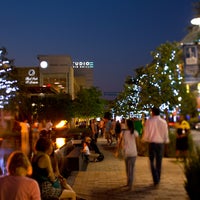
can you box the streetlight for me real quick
[191,17,200,26]
[40,61,48,69]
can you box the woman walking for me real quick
[118,119,138,191]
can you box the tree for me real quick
[137,42,184,110]
[112,76,140,118]
[180,92,197,118]
[73,87,105,120]
[0,47,18,109]
[38,93,73,122]
[0,47,19,134]
[112,41,197,118]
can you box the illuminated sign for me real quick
[25,69,39,84]
[73,61,94,69]
[28,69,35,76]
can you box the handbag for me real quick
[110,129,115,135]
[52,178,61,188]
[52,177,68,189]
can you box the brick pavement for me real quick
[67,138,189,200]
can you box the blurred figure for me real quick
[20,119,30,156]
[38,119,46,132]
[133,117,145,156]
[115,120,121,142]
[104,117,113,145]
[120,118,126,130]
[50,144,77,194]
[31,119,40,154]
[0,151,40,200]
[133,117,143,137]
[46,119,53,138]
[46,119,53,132]
[39,129,49,139]
[0,137,16,175]
[12,117,21,134]
[118,119,138,191]
[174,115,190,161]
[98,118,104,137]
[142,107,169,186]
[90,119,98,142]
[82,137,100,162]
[31,137,76,200]
[110,118,116,141]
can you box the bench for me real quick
[58,145,88,178]
[65,146,83,171]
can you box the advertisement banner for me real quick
[183,44,200,83]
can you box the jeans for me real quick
[148,143,164,184]
[125,156,137,187]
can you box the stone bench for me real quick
[65,146,83,171]
[57,144,88,178]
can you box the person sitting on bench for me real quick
[82,137,99,162]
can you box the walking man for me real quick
[142,107,169,186]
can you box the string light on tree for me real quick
[0,47,18,108]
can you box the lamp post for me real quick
[190,16,200,43]
[190,17,200,113]
[191,17,200,26]
[40,60,48,69]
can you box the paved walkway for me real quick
[67,138,189,200]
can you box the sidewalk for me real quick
[67,138,189,200]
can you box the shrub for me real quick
[137,129,194,157]
[164,130,176,157]
[184,147,200,200]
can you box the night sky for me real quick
[0,0,196,94]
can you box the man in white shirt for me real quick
[142,107,169,186]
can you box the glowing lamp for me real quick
[56,138,65,148]
[40,61,48,68]
[55,120,67,128]
[191,17,200,26]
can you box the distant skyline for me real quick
[0,0,196,95]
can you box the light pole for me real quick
[190,16,200,117]
[191,17,200,26]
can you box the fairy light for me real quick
[0,48,18,108]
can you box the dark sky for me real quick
[0,0,196,94]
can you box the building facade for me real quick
[73,61,94,90]
[38,55,74,99]
[15,55,94,100]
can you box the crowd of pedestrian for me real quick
[95,107,190,190]
[0,107,192,198]
[12,118,54,158]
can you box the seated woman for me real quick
[0,151,41,200]
[50,144,75,192]
[31,137,76,200]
